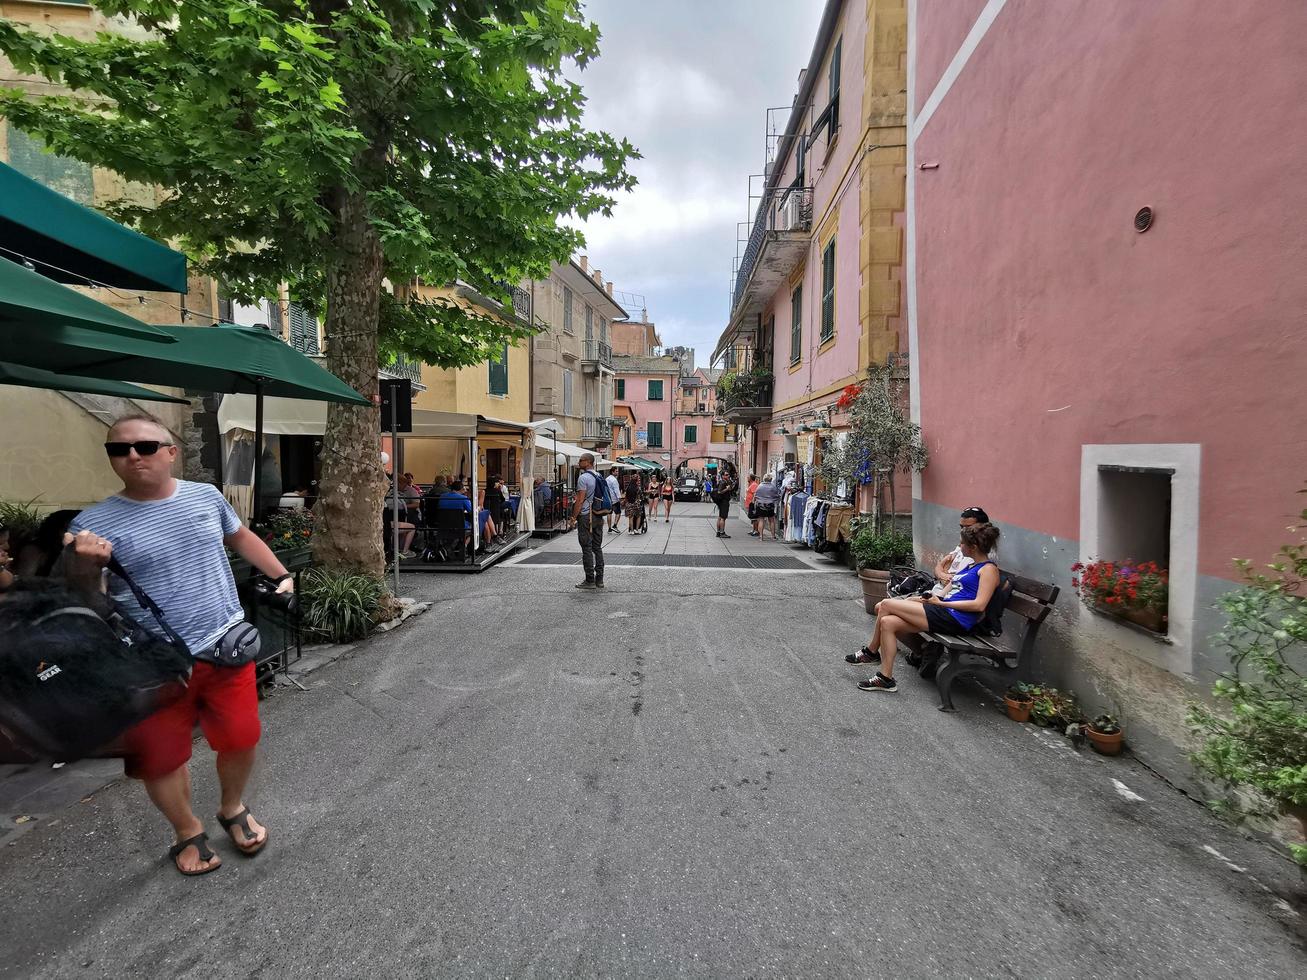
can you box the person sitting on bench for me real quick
[850,522,1001,693]
[931,505,989,596]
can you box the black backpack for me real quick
[889,565,935,597]
[0,558,192,762]
[976,570,1014,637]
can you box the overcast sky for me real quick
[569,0,825,367]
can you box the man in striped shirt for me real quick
[68,413,293,876]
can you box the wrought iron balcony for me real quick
[581,340,613,370]
[732,186,812,316]
[380,354,424,388]
[581,416,612,443]
[717,368,774,424]
[511,285,531,322]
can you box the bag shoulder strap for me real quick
[106,556,191,656]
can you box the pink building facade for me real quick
[673,369,738,472]
[714,0,909,501]
[909,0,1307,773]
[612,355,678,471]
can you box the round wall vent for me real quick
[1134,206,1154,233]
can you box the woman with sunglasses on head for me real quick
[850,522,1002,694]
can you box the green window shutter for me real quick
[615,378,625,400]
[821,241,836,341]
[647,421,663,448]
[685,424,697,444]
[790,285,803,363]
[649,379,663,400]
[489,342,509,395]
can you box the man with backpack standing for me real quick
[66,413,294,876]
[711,465,739,539]
[569,452,608,589]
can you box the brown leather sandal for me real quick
[217,806,268,856]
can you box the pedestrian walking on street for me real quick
[606,468,622,535]
[744,472,760,536]
[753,472,781,540]
[660,472,674,522]
[570,452,607,589]
[624,472,644,534]
[67,413,292,876]
[712,464,738,538]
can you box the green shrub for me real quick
[1025,685,1082,729]
[850,524,914,570]
[1187,493,1307,865]
[299,567,385,644]
[0,497,43,543]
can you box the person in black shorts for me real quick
[848,522,1002,693]
[711,465,738,539]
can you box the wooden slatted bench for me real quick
[912,572,1060,712]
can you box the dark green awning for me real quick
[0,321,370,405]
[0,257,175,341]
[0,360,188,404]
[0,161,188,293]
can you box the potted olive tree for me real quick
[851,520,915,612]
[1188,494,1307,865]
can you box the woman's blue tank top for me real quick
[943,560,992,628]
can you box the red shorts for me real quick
[123,661,261,780]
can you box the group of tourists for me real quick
[742,470,783,540]
[388,471,514,560]
[846,506,999,693]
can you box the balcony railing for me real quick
[717,368,774,422]
[582,416,612,442]
[511,286,531,322]
[732,186,812,314]
[381,355,423,385]
[582,340,613,367]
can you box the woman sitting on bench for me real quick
[850,522,1001,694]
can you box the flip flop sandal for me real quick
[168,832,220,876]
[218,806,268,857]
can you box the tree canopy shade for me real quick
[0,0,637,574]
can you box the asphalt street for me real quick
[1,509,1304,978]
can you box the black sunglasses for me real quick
[104,440,173,458]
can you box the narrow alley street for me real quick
[0,508,1302,978]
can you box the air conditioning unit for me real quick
[773,194,805,235]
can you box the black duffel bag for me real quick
[0,557,192,762]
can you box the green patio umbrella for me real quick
[0,161,188,293]
[1,320,372,521]
[0,361,188,404]
[0,257,175,341]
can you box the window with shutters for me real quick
[288,302,321,355]
[684,424,698,444]
[563,287,574,334]
[648,379,664,401]
[266,298,285,337]
[646,421,663,448]
[614,378,625,400]
[812,37,842,145]
[488,342,509,396]
[790,285,803,364]
[585,305,593,342]
[562,369,574,415]
[820,239,836,343]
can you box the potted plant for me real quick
[1188,494,1307,865]
[851,521,914,612]
[253,509,316,571]
[1086,713,1124,755]
[1004,683,1034,722]
[1071,559,1169,633]
[1028,685,1081,731]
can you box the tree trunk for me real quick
[314,183,386,577]
[888,466,898,532]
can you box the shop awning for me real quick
[0,162,188,293]
[0,360,188,404]
[0,258,176,341]
[617,455,663,471]
[218,398,552,440]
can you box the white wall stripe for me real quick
[911,0,1009,142]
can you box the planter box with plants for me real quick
[1072,559,1168,635]
[851,519,915,613]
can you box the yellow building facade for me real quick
[396,283,533,490]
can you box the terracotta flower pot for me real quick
[1004,696,1032,722]
[1087,725,1124,756]
[859,569,890,614]
[1123,607,1166,633]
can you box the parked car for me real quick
[674,476,702,502]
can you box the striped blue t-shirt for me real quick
[69,480,245,655]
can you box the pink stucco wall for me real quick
[764,0,871,415]
[913,0,1307,577]
[615,371,675,456]
[912,0,989,114]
